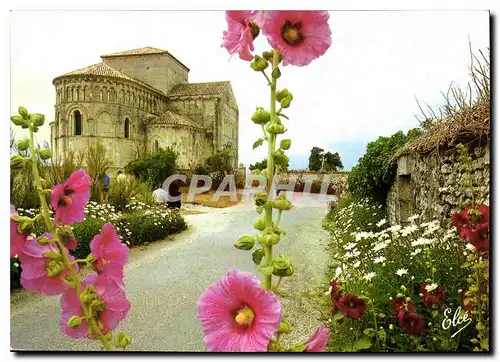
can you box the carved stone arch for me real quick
[66,104,88,136]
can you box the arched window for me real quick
[124,118,130,139]
[154,140,159,152]
[74,110,82,136]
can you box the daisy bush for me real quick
[12,199,186,288]
[322,160,489,352]
[196,11,333,352]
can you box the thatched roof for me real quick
[397,94,490,157]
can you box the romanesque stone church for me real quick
[50,47,239,170]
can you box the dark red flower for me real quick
[330,280,342,301]
[419,282,446,306]
[469,222,489,252]
[392,297,415,315]
[461,290,476,312]
[337,294,366,320]
[398,311,425,334]
[451,208,470,235]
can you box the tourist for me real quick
[99,172,110,202]
[117,170,127,183]
[167,179,182,209]
[153,183,169,206]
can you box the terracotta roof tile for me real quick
[150,110,205,130]
[168,81,230,98]
[101,47,168,57]
[53,63,164,94]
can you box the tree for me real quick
[308,147,324,171]
[204,143,235,174]
[249,157,289,172]
[125,147,179,188]
[323,151,344,171]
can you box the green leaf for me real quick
[333,312,344,321]
[353,336,372,351]
[253,138,264,149]
[377,329,387,342]
[363,328,376,337]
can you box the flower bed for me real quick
[10,201,186,290]
[321,195,486,352]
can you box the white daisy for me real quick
[353,261,361,268]
[373,242,388,252]
[344,242,357,250]
[376,219,387,227]
[396,268,408,276]
[363,272,377,281]
[425,283,438,292]
[373,256,386,264]
[466,243,476,251]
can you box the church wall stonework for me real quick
[101,53,189,95]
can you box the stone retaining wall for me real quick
[387,145,490,225]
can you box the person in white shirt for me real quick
[152,185,169,206]
[117,170,127,183]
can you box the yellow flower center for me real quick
[234,306,255,327]
[281,20,304,46]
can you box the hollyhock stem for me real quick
[475,250,483,330]
[275,210,283,228]
[263,52,280,291]
[28,123,112,351]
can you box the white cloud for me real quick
[10,10,489,169]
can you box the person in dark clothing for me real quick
[167,179,182,209]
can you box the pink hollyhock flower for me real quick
[262,11,332,66]
[51,168,90,225]
[19,234,75,296]
[337,294,366,320]
[197,269,281,352]
[90,223,129,286]
[10,205,28,258]
[60,274,130,338]
[469,222,489,251]
[305,324,330,352]
[222,11,264,61]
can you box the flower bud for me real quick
[280,139,291,150]
[272,255,294,277]
[251,107,270,125]
[18,106,29,118]
[272,195,293,211]
[234,234,256,250]
[31,113,45,127]
[262,50,282,63]
[252,248,264,265]
[250,55,269,71]
[114,331,132,349]
[11,155,26,170]
[273,151,289,167]
[277,318,292,334]
[67,316,83,329]
[17,139,30,151]
[38,235,53,245]
[280,95,293,108]
[253,218,266,231]
[104,331,113,341]
[91,299,106,312]
[46,260,65,277]
[43,250,62,260]
[271,67,281,79]
[257,231,280,246]
[276,89,291,102]
[10,115,25,126]
[266,122,286,135]
[254,192,268,207]
[38,149,52,160]
[287,343,307,352]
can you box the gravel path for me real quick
[10,194,332,351]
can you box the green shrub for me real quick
[204,144,235,174]
[107,177,154,211]
[348,128,422,204]
[125,147,179,188]
[72,217,107,259]
[322,197,473,352]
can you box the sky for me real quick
[10,10,489,170]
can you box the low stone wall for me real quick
[387,145,490,225]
